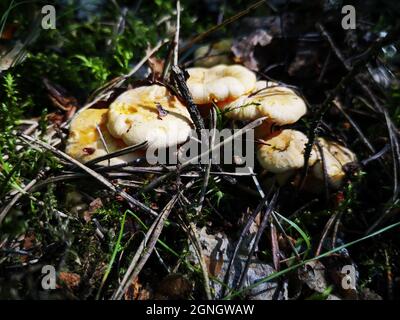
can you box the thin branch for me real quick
[173,0,181,66]
[187,221,213,300]
[194,107,217,215]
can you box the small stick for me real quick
[96,125,110,166]
[194,107,217,216]
[171,65,206,135]
[187,221,213,300]
[173,0,181,66]
[315,213,338,257]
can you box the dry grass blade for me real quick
[187,221,213,300]
[315,140,330,203]
[315,212,338,257]
[112,180,194,300]
[194,106,217,215]
[19,134,159,218]
[222,193,269,297]
[332,99,376,154]
[271,211,300,261]
[84,141,148,166]
[236,190,279,291]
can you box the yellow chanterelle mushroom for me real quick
[257,129,317,174]
[66,109,142,165]
[107,85,193,149]
[186,64,257,105]
[311,138,357,188]
[219,81,307,126]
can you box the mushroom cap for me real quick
[66,109,142,165]
[312,138,357,188]
[186,64,257,104]
[219,81,307,125]
[257,129,317,173]
[107,85,193,149]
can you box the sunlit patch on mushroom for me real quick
[219,81,307,126]
[311,138,357,189]
[107,85,193,149]
[66,109,143,165]
[257,129,317,174]
[186,64,257,105]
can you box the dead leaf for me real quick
[270,222,280,271]
[83,198,103,222]
[298,260,328,293]
[154,274,193,300]
[125,277,152,300]
[47,112,65,126]
[43,78,78,120]
[58,272,81,290]
[22,231,35,251]
[232,29,273,70]
[1,23,18,40]
[189,227,286,300]
[148,56,164,80]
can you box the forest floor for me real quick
[0,0,399,300]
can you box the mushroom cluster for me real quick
[66,63,356,192]
[66,85,193,165]
[185,64,357,190]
